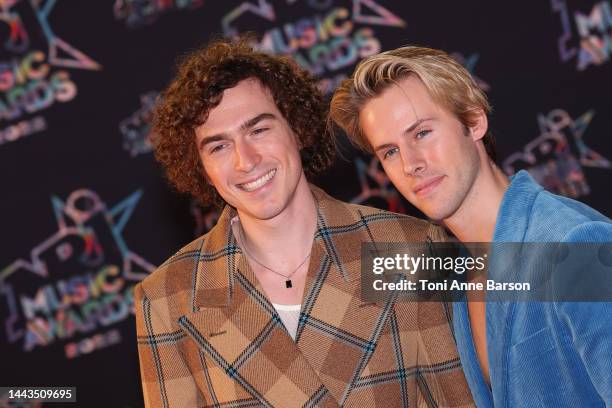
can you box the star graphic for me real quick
[570,110,611,168]
[0,0,100,70]
[502,109,609,198]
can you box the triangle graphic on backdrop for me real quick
[352,0,406,27]
[30,0,102,70]
[571,110,611,169]
[222,0,276,37]
[48,37,101,70]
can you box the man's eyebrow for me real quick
[374,143,396,153]
[239,113,276,132]
[198,134,227,150]
[198,113,277,150]
[404,117,434,134]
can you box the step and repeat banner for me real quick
[1,0,610,406]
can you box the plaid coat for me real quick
[135,186,475,408]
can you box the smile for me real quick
[413,176,444,197]
[237,169,277,192]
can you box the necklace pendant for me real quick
[285,280,292,289]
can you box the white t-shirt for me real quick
[231,216,302,340]
[271,303,301,340]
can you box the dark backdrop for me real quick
[1,1,610,406]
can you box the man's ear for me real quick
[468,108,488,142]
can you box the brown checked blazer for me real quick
[135,186,475,408]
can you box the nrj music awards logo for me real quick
[222,0,406,94]
[551,0,612,70]
[0,0,101,146]
[0,189,155,359]
[503,109,611,198]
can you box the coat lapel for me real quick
[486,171,543,407]
[295,187,396,405]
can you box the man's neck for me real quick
[444,161,509,243]
[237,176,318,264]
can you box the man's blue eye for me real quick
[416,129,431,139]
[383,147,399,160]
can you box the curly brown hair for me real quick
[152,38,335,207]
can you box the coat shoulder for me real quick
[137,234,207,302]
[330,199,445,242]
[526,189,611,241]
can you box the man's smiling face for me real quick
[195,78,306,222]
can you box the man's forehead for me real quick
[196,80,277,136]
[225,77,274,100]
[387,77,436,106]
[361,84,417,125]
[365,78,444,121]
[219,80,271,108]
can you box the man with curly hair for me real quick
[134,39,475,408]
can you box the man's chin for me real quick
[238,203,285,222]
[418,205,449,223]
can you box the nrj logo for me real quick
[0,189,155,358]
[222,0,406,94]
[552,0,612,70]
[0,0,101,145]
[503,109,611,198]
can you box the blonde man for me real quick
[330,46,612,407]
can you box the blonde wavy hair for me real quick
[329,46,496,160]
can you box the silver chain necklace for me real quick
[238,223,311,288]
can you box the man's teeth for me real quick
[239,169,276,191]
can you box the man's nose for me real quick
[234,139,261,172]
[400,146,426,176]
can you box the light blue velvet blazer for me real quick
[453,170,612,407]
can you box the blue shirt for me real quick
[453,170,612,407]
